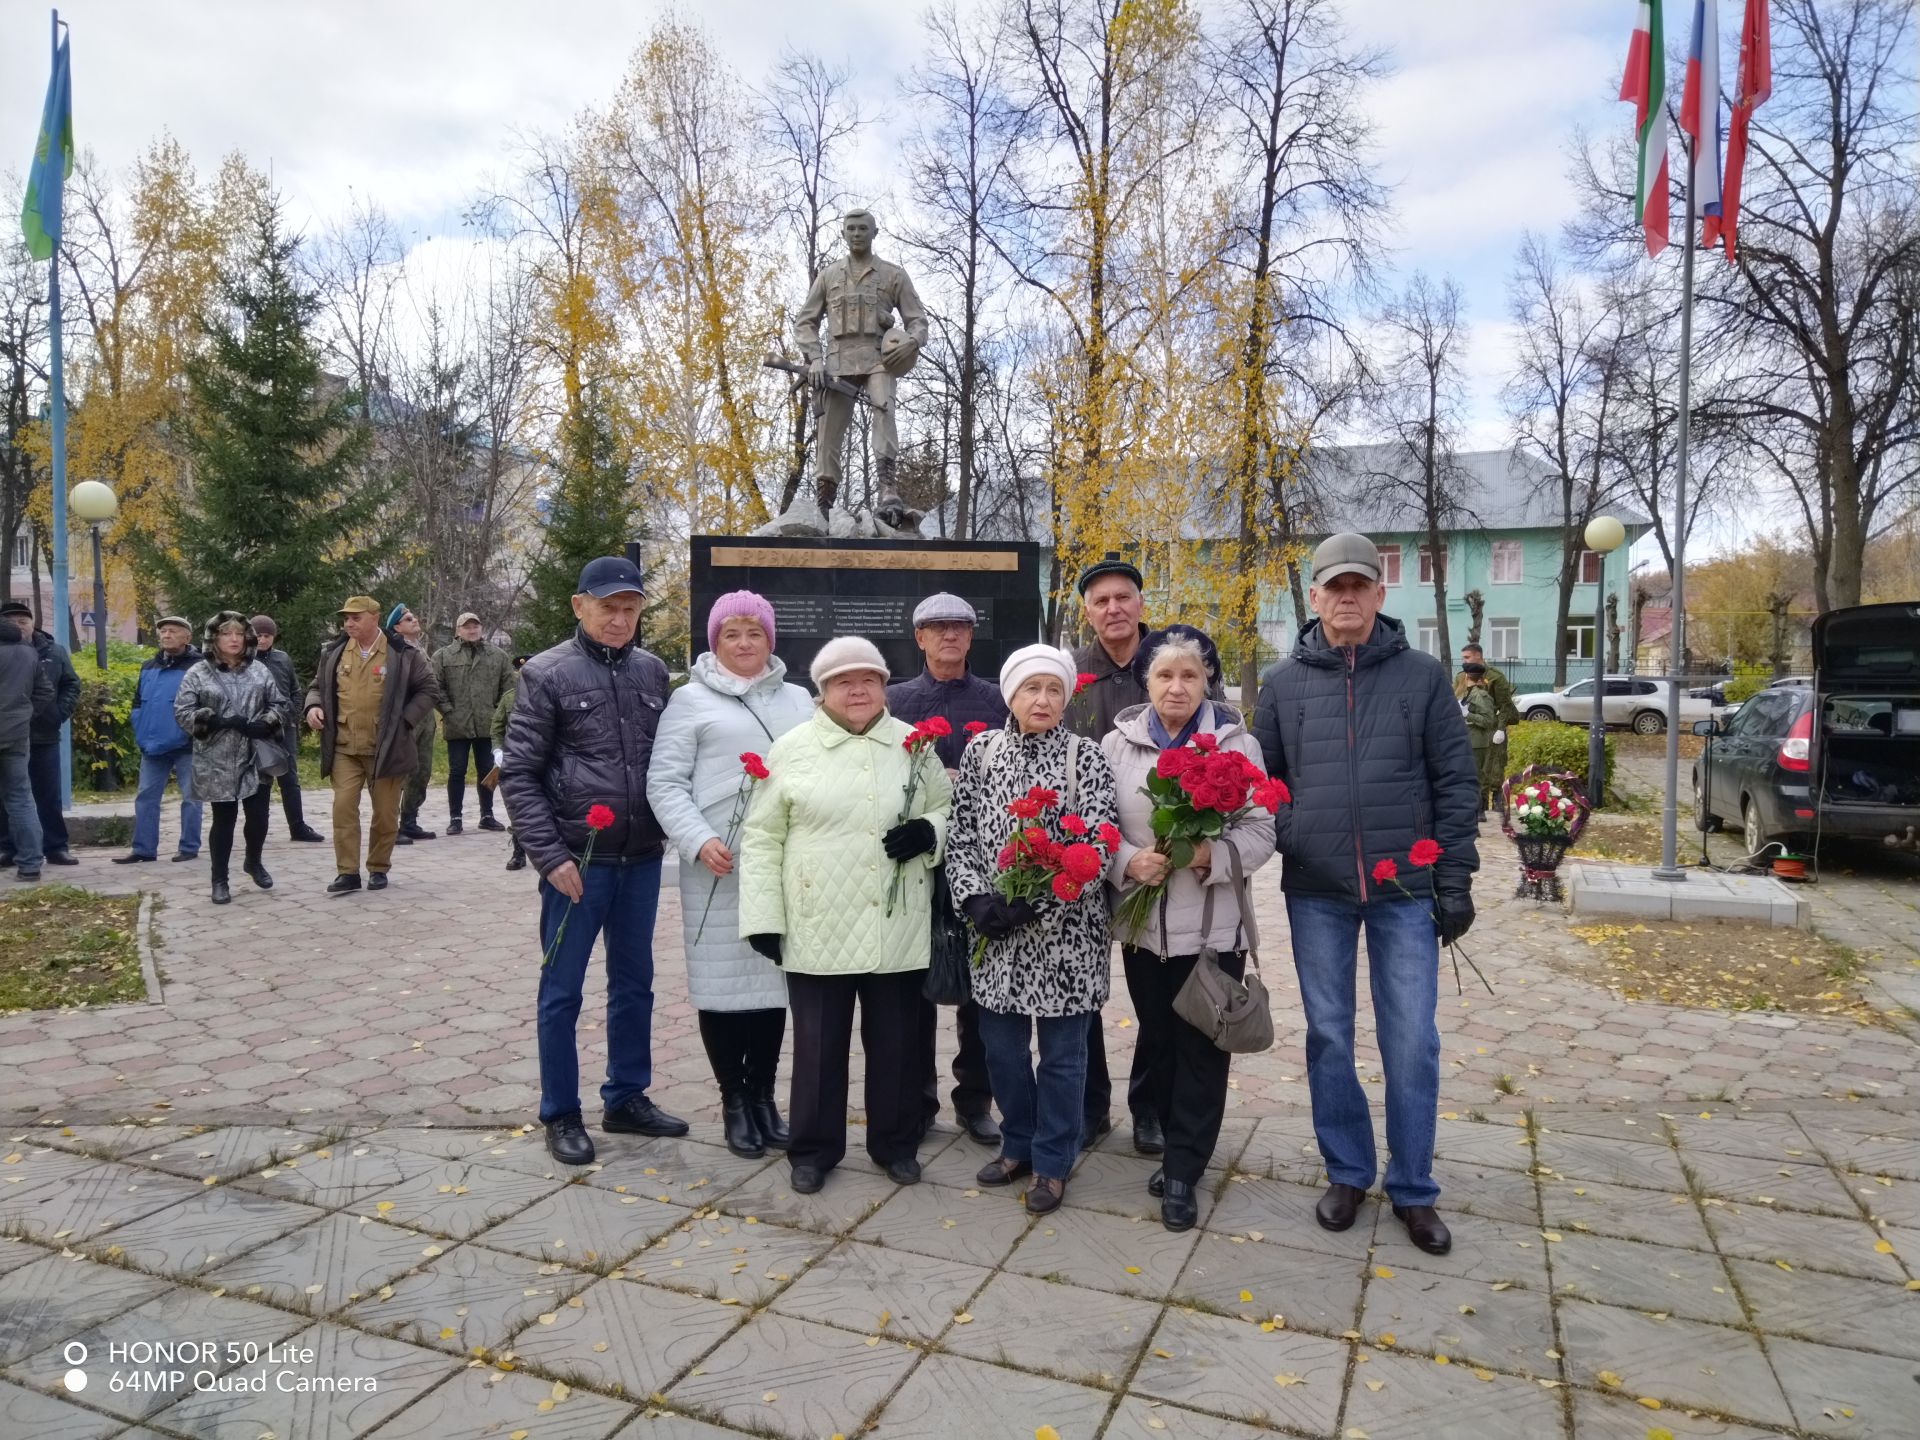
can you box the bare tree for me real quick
[304,194,401,417]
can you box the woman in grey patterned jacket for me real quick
[945,644,1119,1214]
[175,612,287,906]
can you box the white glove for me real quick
[1492,729,1506,744]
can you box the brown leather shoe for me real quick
[1315,1182,1366,1232]
[1024,1176,1065,1214]
[1393,1204,1453,1255]
[977,1156,1032,1187]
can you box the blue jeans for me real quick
[1287,893,1441,1206]
[535,857,661,1124]
[977,1007,1089,1183]
[132,749,202,859]
[0,749,41,870]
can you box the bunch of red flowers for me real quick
[887,717,951,914]
[973,786,1119,962]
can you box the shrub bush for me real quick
[67,642,150,791]
[1503,719,1613,795]
[1721,661,1771,705]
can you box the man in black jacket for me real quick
[502,556,689,1166]
[250,615,324,844]
[1254,533,1480,1257]
[0,616,54,880]
[0,602,79,867]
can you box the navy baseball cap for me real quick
[576,556,646,598]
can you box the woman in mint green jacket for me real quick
[738,636,952,1195]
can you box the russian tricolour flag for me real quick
[1680,0,1724,240]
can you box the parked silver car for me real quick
[1514,676,1712,735]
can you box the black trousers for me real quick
[208,788,272,883]
[269,764,309,835]
[787,969,923,1172]
[1081,1008,1153,1131]
[446,737,495,818]
[920,996,993,1123]
[698,1007,786,1095]
[1122,945,1243,1185]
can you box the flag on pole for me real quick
[1703,0,1771,260]
[1680,0,1724,240]
[1620,0,1669,257]
[21,32,73,261]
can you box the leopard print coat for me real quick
[944,722,1120,1017]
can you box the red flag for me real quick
[1703,0,1772,259]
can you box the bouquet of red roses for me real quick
[886,716,950,915]
[970,785,1120,963]
[1112,734,1290,942]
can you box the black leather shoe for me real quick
[1147,1166,1165,1198]
[721,1092,764,1158]
[962,1112,1002,1146]
[210,880,231,905]
[44,850,78,866]
[478,816,505,832]
[113,853,155,864]
[326,872,361,895]
[545,1115,595,1166]
[977,1156,1032,1187]
[400,822,437,840]
[790,1165,825,1194]
[289,827,325,843]
[1080,1115,1113,1152]
[366,872,388,890]
[886,1158,922,1185]
[1025,1176,1065,1214]
[244,862,273,890]
[1133,1112,1165,1156]
[170,851,198,862]
[445,816,463,835]
[15,868,41,883]
[748,1088,789,1150]
[1316,1182,1367,1232]
[505,847,527,872]
[1393,1204,1453,1255]
[602,1095,690,1137]
[1161,1178,1198,1232]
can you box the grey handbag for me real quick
[1171,845,1273,1054]
[252,734,291,779]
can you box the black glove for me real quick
[746,933,783,966]
[1435,886,1476,946]
[882,817,936,862]
[961,894,1039,940]
[245,714,279,739]
[189,707,216,739]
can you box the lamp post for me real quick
[69,480,117,671]
[1583,516,1627,807]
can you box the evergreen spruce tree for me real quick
[521,391,643,650]
[137,199,388,667]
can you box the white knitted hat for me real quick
[809,635,890,688]
[999,643,1076,704]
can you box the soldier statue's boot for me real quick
[872,456,923,533]
[815,475,839,517]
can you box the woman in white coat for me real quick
[648,592,812,1157]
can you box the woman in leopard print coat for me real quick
[945,644,1119,1213]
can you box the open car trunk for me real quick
[1812,605,1920,841]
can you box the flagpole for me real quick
[1654,146,1696,883]
[47,8,72,810]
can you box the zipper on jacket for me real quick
[1346,647,1366,895]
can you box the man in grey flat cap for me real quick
[887,590,1005,1146]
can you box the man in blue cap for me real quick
[502,555,688,1166]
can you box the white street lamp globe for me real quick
[70,480,119,524]
[1584,514,1626,554]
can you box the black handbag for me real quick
[924,868,973,1005]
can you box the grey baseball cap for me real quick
[1311,533,1382,584]
[913,592,976,627]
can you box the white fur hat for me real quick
[809,635,890,689]
[999,643,1076,704]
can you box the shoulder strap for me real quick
[732,692,776,744]
[1196,842,1260,969]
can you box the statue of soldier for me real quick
[793,209,929,532]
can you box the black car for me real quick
[1693,603,1920,855]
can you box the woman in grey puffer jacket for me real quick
[175,612,286,905]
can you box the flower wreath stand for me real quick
[1500,765,1590,903]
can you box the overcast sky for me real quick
[7,0,1688,533]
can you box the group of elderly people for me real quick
[525,534,1477,1256]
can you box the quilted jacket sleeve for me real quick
[1251,670,1295,856]
[501,659,566,878]
[736,742,792,937]
[1423,665,1482,889]
[910,750,953,867]
[647,687,720,868]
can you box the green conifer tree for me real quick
[521,390,643,650]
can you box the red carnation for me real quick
[1155,748,1193,778]
[585,804,615,832]
[995,843,1016,869]
[964,720,989,736]
[1061,842,1103,884]
[1192,733,1219,753]
[1074,672,1097,695]
[1409,838,1443,867]
[1026,785,1060,809]
[1096,821,1121,849]
[1252,778,1291,813]
[1060,813,1089,837]
[740,752,770,781]
[1051,873,1084,903]
[919,716,953,738]
[1371,857,1398,884]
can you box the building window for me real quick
[1489,539,1523,584]
[1565,619,1596,661]
[1418,544,1443,584]
[1415,618,1442,657]
[8,533,29,570]
[1578,549,1603,584]
[1376,543,1402,586]
[1488,619,1521,660]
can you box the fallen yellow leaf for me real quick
[1598,1371,1624,1388]
[1273,1374,1305,1387]
[1238,1289,1253,1303]
[1373,1266,1394,1279]
[1364,1379,1385,1392]
[1377,1332,1396,1347]
[438,1327,456,1340]
[1472,1368,1495,1382]
[1637,1397,1662,1410]
[953,1312,974,1325]
[1873,1239,1894,1254]
[763,1391,779,1402]
[1124,1265,1142,1275]
[1153,1348,1173,1359]
[1036,1428,1062,1440]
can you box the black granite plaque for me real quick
[689,536,1042,688]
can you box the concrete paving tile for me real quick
[85,1185,323,1277]
[230,1140,439,1208]
[1427,1157,1542,1224]
[1370,1211,1554,1289]
[0,1379,125,1440]
[1060,1150,1218,1226]
[1572,1388,1780,1438]
[917,1132,1023,1193]
[1430,1116,1538,1173]
[1358,1259,1558,1376]
[709,1163,900,1237]
[1764,1333,1920,1439]
[0,1254,170,1366]
[1539,1177,1715,1251]
[1724,1257,1920,1360]
[1103,1395,1278,1438]
[609,1411,762,1439]
[1,1162,206,1245]
[1205,1175,1380,1259]
[1003,1203,1199,1300]
[144,1320,457,1439]
[1702,1201,1906,1281]
[1534,1131,1688,1192]
[360,1363,636,1438]
[457,1133,594,1181]
[338,1241,593,1356]
[499,1277,744,1399]
[0,1236,44,1276]
[351,1125,513,1161]
[1130,1305,1347,1433]
[578,1137,774,1202]
[851,1181,1035,1268]
[1172,1231,1363,1334]
[769,1239,987,1341]
[941,1270,1159,1386]
[873,1351,1113,1438]
[630,1212,831,1306]
[1667,1115,1820,1165]
[203,1212,437,1315]
[1531,1111,1671,1146]
[125,1125,330,1182]
[1546,1230,1743,1324]
[19,1124,204,1161]
[660,1310,918,1440]
[1229,1115,1328,1182]
[471,1183,686,1271]
[0,1145,103,1196]
[1679,1147,1860,1216]
[1554,1300,1794,1428]
[1842,1174,1920,1228]
[1338,1346,1567,1439]
[1795,1120,1920,1182]
[341,1157,568,1239]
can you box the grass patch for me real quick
[1572,814,1666,864]
[1555,917,1896,1026]
[0,885,145,1011]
